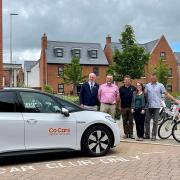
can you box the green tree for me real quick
[61,56,86,95]
[154,58,169,87]
[108,25,150,81]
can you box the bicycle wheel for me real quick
[172,121,180,143]
[158,118,174,139]
[158,111,166,125]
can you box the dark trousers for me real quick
[145,108,160,138]
[133,109,145,138]
[122,108,133,135]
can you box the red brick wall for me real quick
[46,64,108,94]
[0,0,3,89]
[147,36,178,92]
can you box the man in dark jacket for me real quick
[80,73,99,110]
[119,75,136,139]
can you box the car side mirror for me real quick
[61,108,70,117]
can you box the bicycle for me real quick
[158,104,179,139]
[158,100,173,125]
[172,107,180,142]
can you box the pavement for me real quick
[117,118,180,146]
[0,142,180,180]
[0,119,179,180]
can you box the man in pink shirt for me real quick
[98,75,120,118]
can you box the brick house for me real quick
[0,0,3,89]
[39,34,109,94]
[104,35,178,92]
[174,52,180,92]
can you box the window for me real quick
[93,66,99,76]
[54,48,63,57]
[160,52,166,60]
[56,98,82,113]
[20,92,61,113]
[0,92,16,112]
[58,84,64,93]
[167,85,172,92]
[58,66,64,76]
[88,50,98,59]
[72,49,81,58]
[168,68,173,77]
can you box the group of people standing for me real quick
[80,73,179,141]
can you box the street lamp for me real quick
[10,13,18,87]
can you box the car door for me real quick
[19,91,76,150]
[0,91,25,153]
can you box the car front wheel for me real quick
[82,125,112,157]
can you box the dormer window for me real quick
[71,49,81,58]
[54,48,63,57]
[88,50,98,59]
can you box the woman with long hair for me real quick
[131,82,146,141]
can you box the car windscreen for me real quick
[54,96,83,113]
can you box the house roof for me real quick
[174,52,180,65]
[109,39,159,54]
[46,41,109,65]
[24,60,39,72]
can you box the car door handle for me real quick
[26,119,38,124]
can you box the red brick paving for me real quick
[0,142,180,180]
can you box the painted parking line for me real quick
[0,151,166,175]
[120,139,180,147]
[142,151,166,155]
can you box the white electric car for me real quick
[0,88,120,157]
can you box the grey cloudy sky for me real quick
[3,0,180,64]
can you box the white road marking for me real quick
[0,151,168,176]
[142,151,166,155]
[120,139,180,147]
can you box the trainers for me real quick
[144,136,150,139]
[139,138,144,141]
[123,134,129,139]
[129,135,135,139]
[151,136,156,141]
[136,137,140,141]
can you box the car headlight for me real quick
[105,116,116,123]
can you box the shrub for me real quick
[59,95,80,104]
[44,84,53,94]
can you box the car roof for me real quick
[0,88,56,97]
[2,88,40,92]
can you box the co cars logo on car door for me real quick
[48,128,71,136]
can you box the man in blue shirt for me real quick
[80,73,99,110]
[145,74,179,141]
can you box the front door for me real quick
[19,92,76,150]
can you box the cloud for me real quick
[3,0,180,64]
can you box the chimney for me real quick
[106,34,111,45]
[41,33,47,49]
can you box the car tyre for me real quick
[82,125,112,157]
